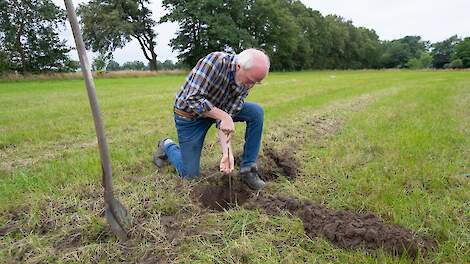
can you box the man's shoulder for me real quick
[203,51,235,65]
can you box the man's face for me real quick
[235,64,267,89]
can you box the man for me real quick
[153,48,270,190]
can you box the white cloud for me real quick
[302,0,470,42]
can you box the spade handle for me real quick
[63,0,114,203]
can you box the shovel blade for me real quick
[105,198,131,240]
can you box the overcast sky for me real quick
[54,0,470,64]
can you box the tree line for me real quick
[1,0,470,74]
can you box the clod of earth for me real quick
[244,195,437,258]
[258,146,299,180]
[192,166,436,259]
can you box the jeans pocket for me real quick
[174,115,197,143]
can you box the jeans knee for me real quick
[180,165,200,179]
[251,103,264,123]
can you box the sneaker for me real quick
[240,164,266,190]
[153,138,171,167]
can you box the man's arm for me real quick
[218,129,234,174]
[203,107,235,141]
[203,107,235,174]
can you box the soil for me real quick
[258,146,299,180]
[245,195,436,258]
[192,174,252,211]
[192,179,435,257]
[191,133,437,258]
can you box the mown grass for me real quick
[1,70,469,263]
[0,70,186,82]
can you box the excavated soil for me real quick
[192,182,436,257]
[258,146,299,181]
[193,139,436,258]
[244,195,436,258]
[193,165,436,258]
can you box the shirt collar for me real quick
[227,54,237,85]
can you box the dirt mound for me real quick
[258,146,299,181]
[191,174,252,211]
[245,195,436,258]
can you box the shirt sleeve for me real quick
[184,54,221,116]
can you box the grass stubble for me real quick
[1,71,469,263]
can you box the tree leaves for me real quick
[0,0,76,73]
[78,0,158,70]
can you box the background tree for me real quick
[121,60,146,70]
[0,0,75,73]
[0,49,9,73]
[92,53,109,71]
[453,37,470,68]
[380,36,429,68]
[445,58,463,69]
[406,52,433,69]
[162,0,385,71]
[431,35,461,69]
[286,2,326,70]
[78,0,159,71]
[157,59,177,70]
[161,0,255,67]
[106,60,121,71]
[243,0,300,71]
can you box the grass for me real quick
[0,69,187,82]
[1,70,469,263]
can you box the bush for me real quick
[406,52,433,69]
[444,59,464,69]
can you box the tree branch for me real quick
[133,35,151,61]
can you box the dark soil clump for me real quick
[245,195,436,258]
[258,146,299,181]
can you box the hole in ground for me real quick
[192,174,252,211]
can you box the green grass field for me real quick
[1,70,469,263]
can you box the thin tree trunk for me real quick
[16,21,26,73]
[149,42,157,71]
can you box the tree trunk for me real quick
[147,35,157,71]
[148,55,157,71]
[134,34,157,71]
[148,43,157,71]
[16,21,27,73]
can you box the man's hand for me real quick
[220,146,234,174]
[203,107,235,142]
[219,115,235,142]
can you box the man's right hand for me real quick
[219,115,235,142]
[203,107,235,141]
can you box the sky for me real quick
[54,0,470,64]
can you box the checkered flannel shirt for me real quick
[174,52,249,121]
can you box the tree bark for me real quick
[15,20,26,73]
[149,41,157,71]
[133,34,157,71]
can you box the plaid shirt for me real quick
[174,52,249,118]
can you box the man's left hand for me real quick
[220,148,234,174]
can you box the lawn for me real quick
[1,70,469,263]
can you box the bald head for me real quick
[237,49,270,80]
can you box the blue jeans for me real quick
[164,102,264,179]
